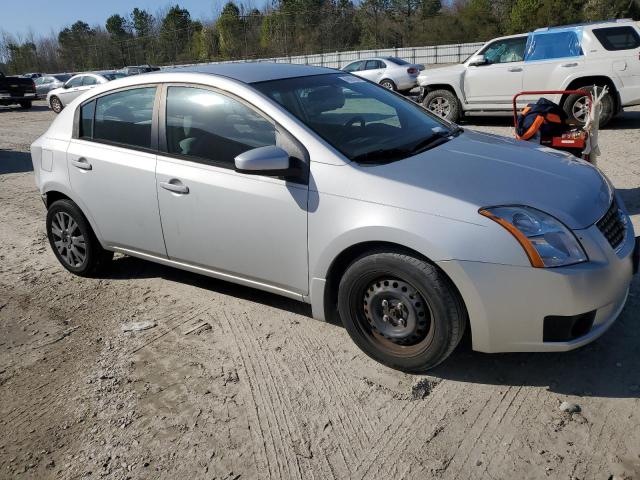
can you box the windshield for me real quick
[53,74,71,82]
[253,73,457,163]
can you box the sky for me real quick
[0,0,243,38]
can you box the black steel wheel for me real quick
[338,251,466,372]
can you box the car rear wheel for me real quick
[563,86,614,127]
[50,96,63,113]
[379,79,396,91]
[337,251,466,372]
[19,101,32,109]
[46,199,113,276]
[422,89,460,123]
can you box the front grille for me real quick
[596,198,625,249]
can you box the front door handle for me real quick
[507,67,523,72]
[71,157,92,170]
[561,62,578,68]
[160,180,189,194]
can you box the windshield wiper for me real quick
[351,147,410,164]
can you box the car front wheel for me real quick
[50,96,63,113]
[337,251,466,372]
[422,89,460,123]
[46,199,113,276]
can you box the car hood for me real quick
[348,130,611,230]
[418,63,466,85]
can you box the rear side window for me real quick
[365,60,384,70]
[593,26,640,51]
[80,101,95,139]
[83,76,97,86]
[93,87,156,149]
[67,76,84,88]
[165,86,276,166]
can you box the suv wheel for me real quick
[50,96,63,113]
[46,199,113,276]
[379,79,396,91]
[422,89,460,123]
[337,251,466,372]
[563,86,614,127]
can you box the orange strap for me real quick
[516,115,544,140]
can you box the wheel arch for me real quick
[320,240,468,334]
[561,75,620,112]
[420,83,463,103]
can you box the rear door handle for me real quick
[561,62,578,68]
[71,157,92,170]
[507,67,523,72]
[160,180,189,194]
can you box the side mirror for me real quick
[234,146,291,176]
[63,83,71,89]
[469,54,487,66]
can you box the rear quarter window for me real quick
[593,26,640,51]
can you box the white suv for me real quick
[418,19,640,126]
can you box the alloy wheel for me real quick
[50,212,86,268]
[427,96,451,118]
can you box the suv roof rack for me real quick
[534,19,634,32]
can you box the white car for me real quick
[30,64,638,371]
[418,19,640,126]
[342,57,420,93]
[47,72,126,114]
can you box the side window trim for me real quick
[157,82,309,184]
[73,83,161,154]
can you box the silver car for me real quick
[342,57,420,93]
[35,74,73,97]
[30,63,638,371]
[47,71,126,113]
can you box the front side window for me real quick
[593,26,640,51]
[481,37,527,64]
[343,61,363,72]
[93,87,156,149]
[66,76,84,88]
[253,73,454,164]
[165,86,276,166]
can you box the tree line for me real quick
[1,0,638,75]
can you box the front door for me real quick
[464,36,528,106]
[67,86,166,256]
[155,85,309,295]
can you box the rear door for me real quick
[67,85,166,256]
[155,84,309,295]
[464,36,527,106]
[358,60,385,83]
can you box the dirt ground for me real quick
[1,101,639,480]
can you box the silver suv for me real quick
[31,63,638,371]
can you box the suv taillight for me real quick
[407,67,418,75]
[29,80,35,91]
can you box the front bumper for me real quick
[438,223,636,353]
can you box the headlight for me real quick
[479,206,587,268]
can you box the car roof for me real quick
[167,62,338,83]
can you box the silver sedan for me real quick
[30,63,638,371]
[342,57,420,93]
[46,71,126,113]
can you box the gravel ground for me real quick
[0,101,639,480]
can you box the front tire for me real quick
[50,96,63,113]
[422,89,460,123]
[46,199,113,277]
[563,86,614,127]
[337,251,466,372]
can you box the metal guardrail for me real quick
[164,41,486,70]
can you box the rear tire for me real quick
[337,251,466,372]
[379,79,396,91]
[50,96,63,114]
[422,89,460,123]
[563,86,614,127]
[19,101,32,109]
[46,199,113,277]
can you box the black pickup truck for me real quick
[0,72,37,109]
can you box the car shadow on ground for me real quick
[0,150,33,174]
[619,187,640,216]
[104,255,314,318]
[0,104,50,113]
